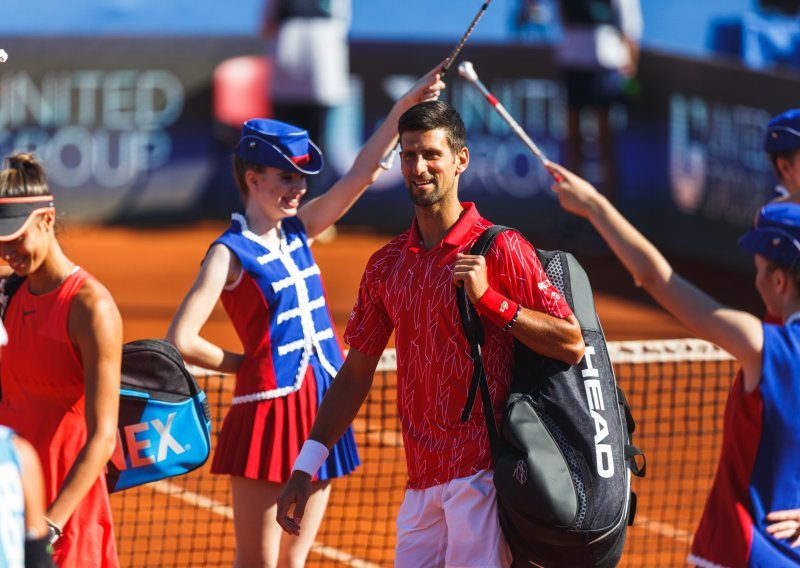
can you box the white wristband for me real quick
[292,439,330,476]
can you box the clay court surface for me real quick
[56,222,733,567]
[58,222,693,345]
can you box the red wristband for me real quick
[474,287,519,329]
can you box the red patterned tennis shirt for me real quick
[344,203,573,489]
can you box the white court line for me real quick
[634,515,694,544]
[151,480,383,568]
[151,480,696,562]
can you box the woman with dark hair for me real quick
[0,153,122,567]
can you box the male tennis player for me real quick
[277,100,584,566]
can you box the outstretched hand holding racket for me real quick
[379,0,494,170]
[546,162,604,218]
[457,60,563,182]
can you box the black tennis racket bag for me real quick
[457,225,645,568]
[106,339,212,493]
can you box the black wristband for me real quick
[25,535,56,568]
[44,518,61,545]
[502,304,522,332]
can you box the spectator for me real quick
[763,108,800,204]
[262,0,351,198]
[554,0,643,203]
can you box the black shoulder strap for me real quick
[457,225,511,449]
[0,274,26,319]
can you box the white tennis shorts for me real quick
[394,469,511,568]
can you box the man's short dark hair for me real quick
[398,100,466,156]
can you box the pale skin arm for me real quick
[297,64,446,241]
[620,36,640,77]
[166,244,245,374]
[46,280,122,530]
[546,162,764,391]
[260,0,280,39]
[12,436,49,539]
[452,254,585,365]
[276,348,380,535]
[765,509,800,547]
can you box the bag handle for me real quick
[457,225,511,450]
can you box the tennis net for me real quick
[111,338,737,567]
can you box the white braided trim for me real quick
[231,383,301,405]
[686,554,730,568]
[186,339,734,399]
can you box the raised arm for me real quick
[546,162,764,389]
[298,64,446,240]
[276,348,380,535]
[260,0,280,39]
[46,280,122,531]
[167,244,245,374]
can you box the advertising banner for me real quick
[1,38,798,270]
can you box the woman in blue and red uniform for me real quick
[0,153,122,567]
[167,67,444,567]
[548,161,800,568]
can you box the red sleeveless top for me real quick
[0,268,118,568]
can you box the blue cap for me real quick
[234,118,323,174]
[764,109,800,154]
[738,202,800,267]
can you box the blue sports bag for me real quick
[106,339,212,493]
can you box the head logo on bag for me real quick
[582,345,614,479]
[458,225,646,568]
[106,339,212,493]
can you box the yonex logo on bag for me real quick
[513,459,527,485]
[109,412,186,470]
[581,345,614,479]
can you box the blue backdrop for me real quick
[0,0,759,60]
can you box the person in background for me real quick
[763,108,800,204]
[262,0,351,206]
[546,160,800,567]
[554,0,643,203]
[0,424,56,568]
[0,153,122,567]
[167,67,444,568]
[757,109,800,323]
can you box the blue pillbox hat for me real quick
[739,202,800,267]
[234,118,323,175]
[764,109,800,154]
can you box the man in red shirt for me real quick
[277,100,584,566]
